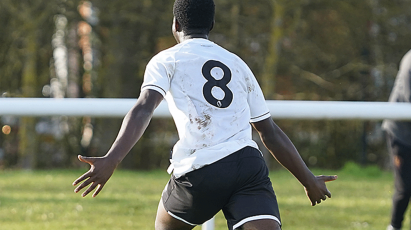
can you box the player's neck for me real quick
[186,34,208,39]
[177,34,209,43]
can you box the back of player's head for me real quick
[173,0,215,33]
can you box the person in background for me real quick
[383,49,411,230]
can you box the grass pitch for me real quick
[0,164,407,230]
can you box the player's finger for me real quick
[311,200,316,206]
[320,175,337,182]
[310,197,316,206]
[92,184,104,198]
[72,171,91,186]
[325,189,332,198]
[78,155,96,165]
[82,182,98,197]
[74,178,92,193]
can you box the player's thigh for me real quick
[155,200,195,230]
[239,219,281,230]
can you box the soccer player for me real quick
[383,49,411,230]
[73,0,337,229]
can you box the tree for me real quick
[0,0,57,168]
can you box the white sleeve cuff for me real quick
[250,112,271,123]
[141,85,167,97]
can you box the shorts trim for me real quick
[233,215,281,229]
[167,211,197,226]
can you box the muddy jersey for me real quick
[141,38,270,178]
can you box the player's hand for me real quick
[304,175,337,206]
[72,155,117,197]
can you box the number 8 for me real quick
[202,60,233,108]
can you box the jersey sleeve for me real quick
[141,55,173,97]
[246,67,271,123]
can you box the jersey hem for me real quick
[171,141,259,178]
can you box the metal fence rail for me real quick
[1,98,411,120]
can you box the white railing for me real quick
[1,98,411,120]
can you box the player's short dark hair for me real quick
[173,0,215,33]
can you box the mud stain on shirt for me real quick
[195,114,211,130]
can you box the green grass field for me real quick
[0,164,409,230]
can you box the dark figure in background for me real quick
[383,50,411,230]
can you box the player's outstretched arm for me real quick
[252,118,337,206]
[72,89,164,197]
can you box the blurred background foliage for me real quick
[0,0,410,170]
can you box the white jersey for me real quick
[141,38,270,178]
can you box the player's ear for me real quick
[174,18,182,32]
[209,20,214,32]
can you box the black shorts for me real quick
[162,146,281,230]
